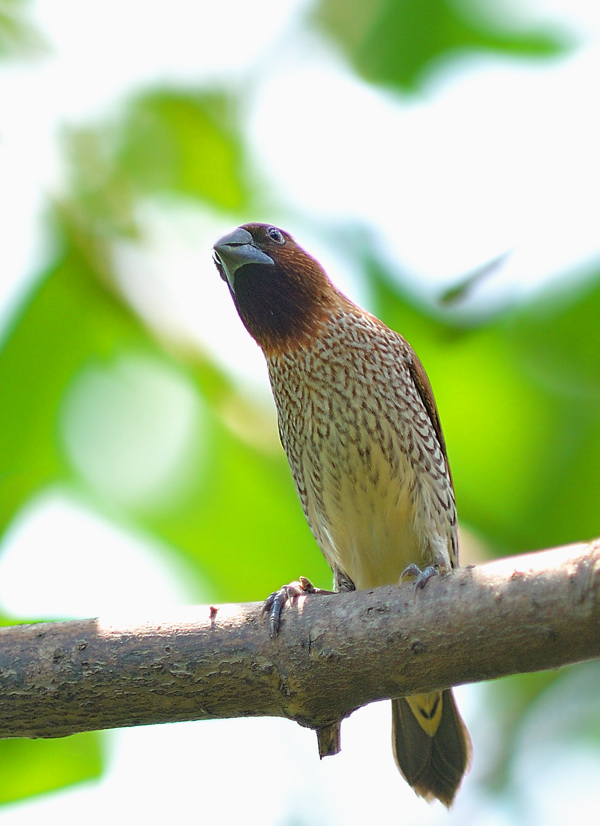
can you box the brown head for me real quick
[213,223,346,356]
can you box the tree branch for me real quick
[1,540,599,741]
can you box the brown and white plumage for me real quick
[213,223,471,806]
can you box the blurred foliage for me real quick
[0,239,153,534]
[0,735,102,805]
[62,87,252,240]
[0,0,597,808]
[315,0,567,91]
[118,91,250,210]
[0,0,46,58]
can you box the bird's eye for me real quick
[266,227,285,245]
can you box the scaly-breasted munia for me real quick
[213,223,471,806]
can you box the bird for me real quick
[212,222,472,806]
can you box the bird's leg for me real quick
[262,577,343,760]
[262,575,333,637]
[400,563,440,591]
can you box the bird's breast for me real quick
[267,312,456,590]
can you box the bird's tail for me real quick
[391,689,471,807]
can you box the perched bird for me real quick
[212,223,471,806]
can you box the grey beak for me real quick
[213,227,275,288]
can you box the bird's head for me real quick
[213,223,343,355]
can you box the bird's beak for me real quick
[213,227,275,289]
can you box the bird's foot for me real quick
[262,576,332,637]
[400,563,439,592]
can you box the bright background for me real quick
[1,0,600,823]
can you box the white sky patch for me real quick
[32,0,312,110]
[0,490,198,619]
[248,36,600,301]
[112,203,272,390]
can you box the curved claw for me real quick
[262,576,322,637]
[400,563,439,592]
[262,582,300,637]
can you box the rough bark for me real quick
[0,540,599,740]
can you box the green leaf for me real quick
[118,90,250,210]
[504,271,600,547]
[62,88,253,242]
[0,235,156,536]
[0,734,103,804]
[314,0,567,91]
[508,273,600,400]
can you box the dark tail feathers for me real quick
[391,689,471,807]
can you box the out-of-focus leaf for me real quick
[509,273,600,400]
[0,0,46,59]
[0,232,157,536]
[0,613,43,625]
[504,271,600,547]
[314,0,567,91]
[62,88,252,242]
[440,251,512,305]
[118,90,250,210]
[0,734,103,804]
[62,129,139,238]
